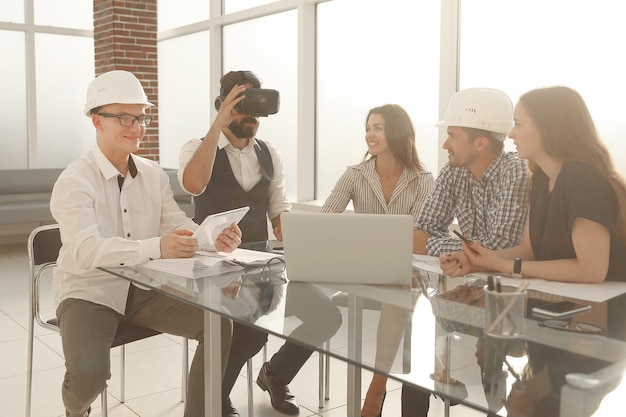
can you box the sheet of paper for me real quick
[412,254,626,302]
[138,247,283,279]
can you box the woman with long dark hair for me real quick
[322,104,435,417]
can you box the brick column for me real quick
[93,0,159,161]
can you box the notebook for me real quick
[281,212,414,285]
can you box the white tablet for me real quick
[192,206,250,250]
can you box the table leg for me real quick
[347,295,363,417]
[204,310,221,417]
[444,333,451,417]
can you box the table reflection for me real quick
[416,269,626,417]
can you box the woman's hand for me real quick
[461,240,503,273]
[439,240,504,277]
[439,251,472,277]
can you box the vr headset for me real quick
[214,88,280,117]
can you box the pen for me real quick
[487,275,495,291]
[495,276,502,293]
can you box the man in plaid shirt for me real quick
[405,88,529,417]
[413,88,529,257]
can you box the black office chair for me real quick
[25,224,189,417]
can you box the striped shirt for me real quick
[321,158,435,223]
[417,151,529,256]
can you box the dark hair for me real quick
[519,85,626,241]
[464,127,504,153]
[364,104,425,172]
[220,70,261,96]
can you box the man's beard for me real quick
[229,117,258,139]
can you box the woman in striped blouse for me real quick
[322,104,435,417]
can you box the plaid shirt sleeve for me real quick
[473,155,529,250]
[416,165,461,254]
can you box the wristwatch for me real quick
[512,258,523,278]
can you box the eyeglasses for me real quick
[230,256,286,276]
[538,319,605,335]
[98,113,153,127]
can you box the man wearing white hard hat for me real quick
[404,88,529,416]
[50,70,242,417]
[413,87,529,256]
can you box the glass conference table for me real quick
[99,241,626,417]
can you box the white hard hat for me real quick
[436,88,513,141]
[83,70,154,116]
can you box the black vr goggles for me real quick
[214,88,280,117]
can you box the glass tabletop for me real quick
[98,241,626,417]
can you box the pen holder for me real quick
[484,286,526,338]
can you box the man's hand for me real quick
[214,84,246,130]
[215,222,242,253]
[160,229,198,258]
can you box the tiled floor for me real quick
[1,240,484,417]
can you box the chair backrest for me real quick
[28,224,61,267]
[26,224,164,342]
[27,224,61,330]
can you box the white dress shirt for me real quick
[50,145,198,314]
[178,132,291,221]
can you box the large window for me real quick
[1,0,23,22]
[34,0,92,29]
[5,0,626,205]
[460,0,626,175]
[0,1,92,169]
[316,0,440,201]
[158,0,209,31]
[223,11,298,199]
[0,30,27,169]
[158,31,211,169]
[35,33,94,168]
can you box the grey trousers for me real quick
[57,285,232,417]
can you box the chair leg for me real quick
[247,358,255,417]
[319,352,324,408]
[101,387,108,417]
[25,316,35,417]
[182,337,189,402]
[325,354,330,400]
[325,340,330,400]
[120,344,126,403]
[319,340,331,408]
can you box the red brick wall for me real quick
[93,0,159,161]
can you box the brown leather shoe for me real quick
[256,362,300,415]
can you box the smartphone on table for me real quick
[531,301,591,319]
[453,230,478,253]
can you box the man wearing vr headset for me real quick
[179,70,306,417]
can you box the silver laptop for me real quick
[281,212,413,285]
